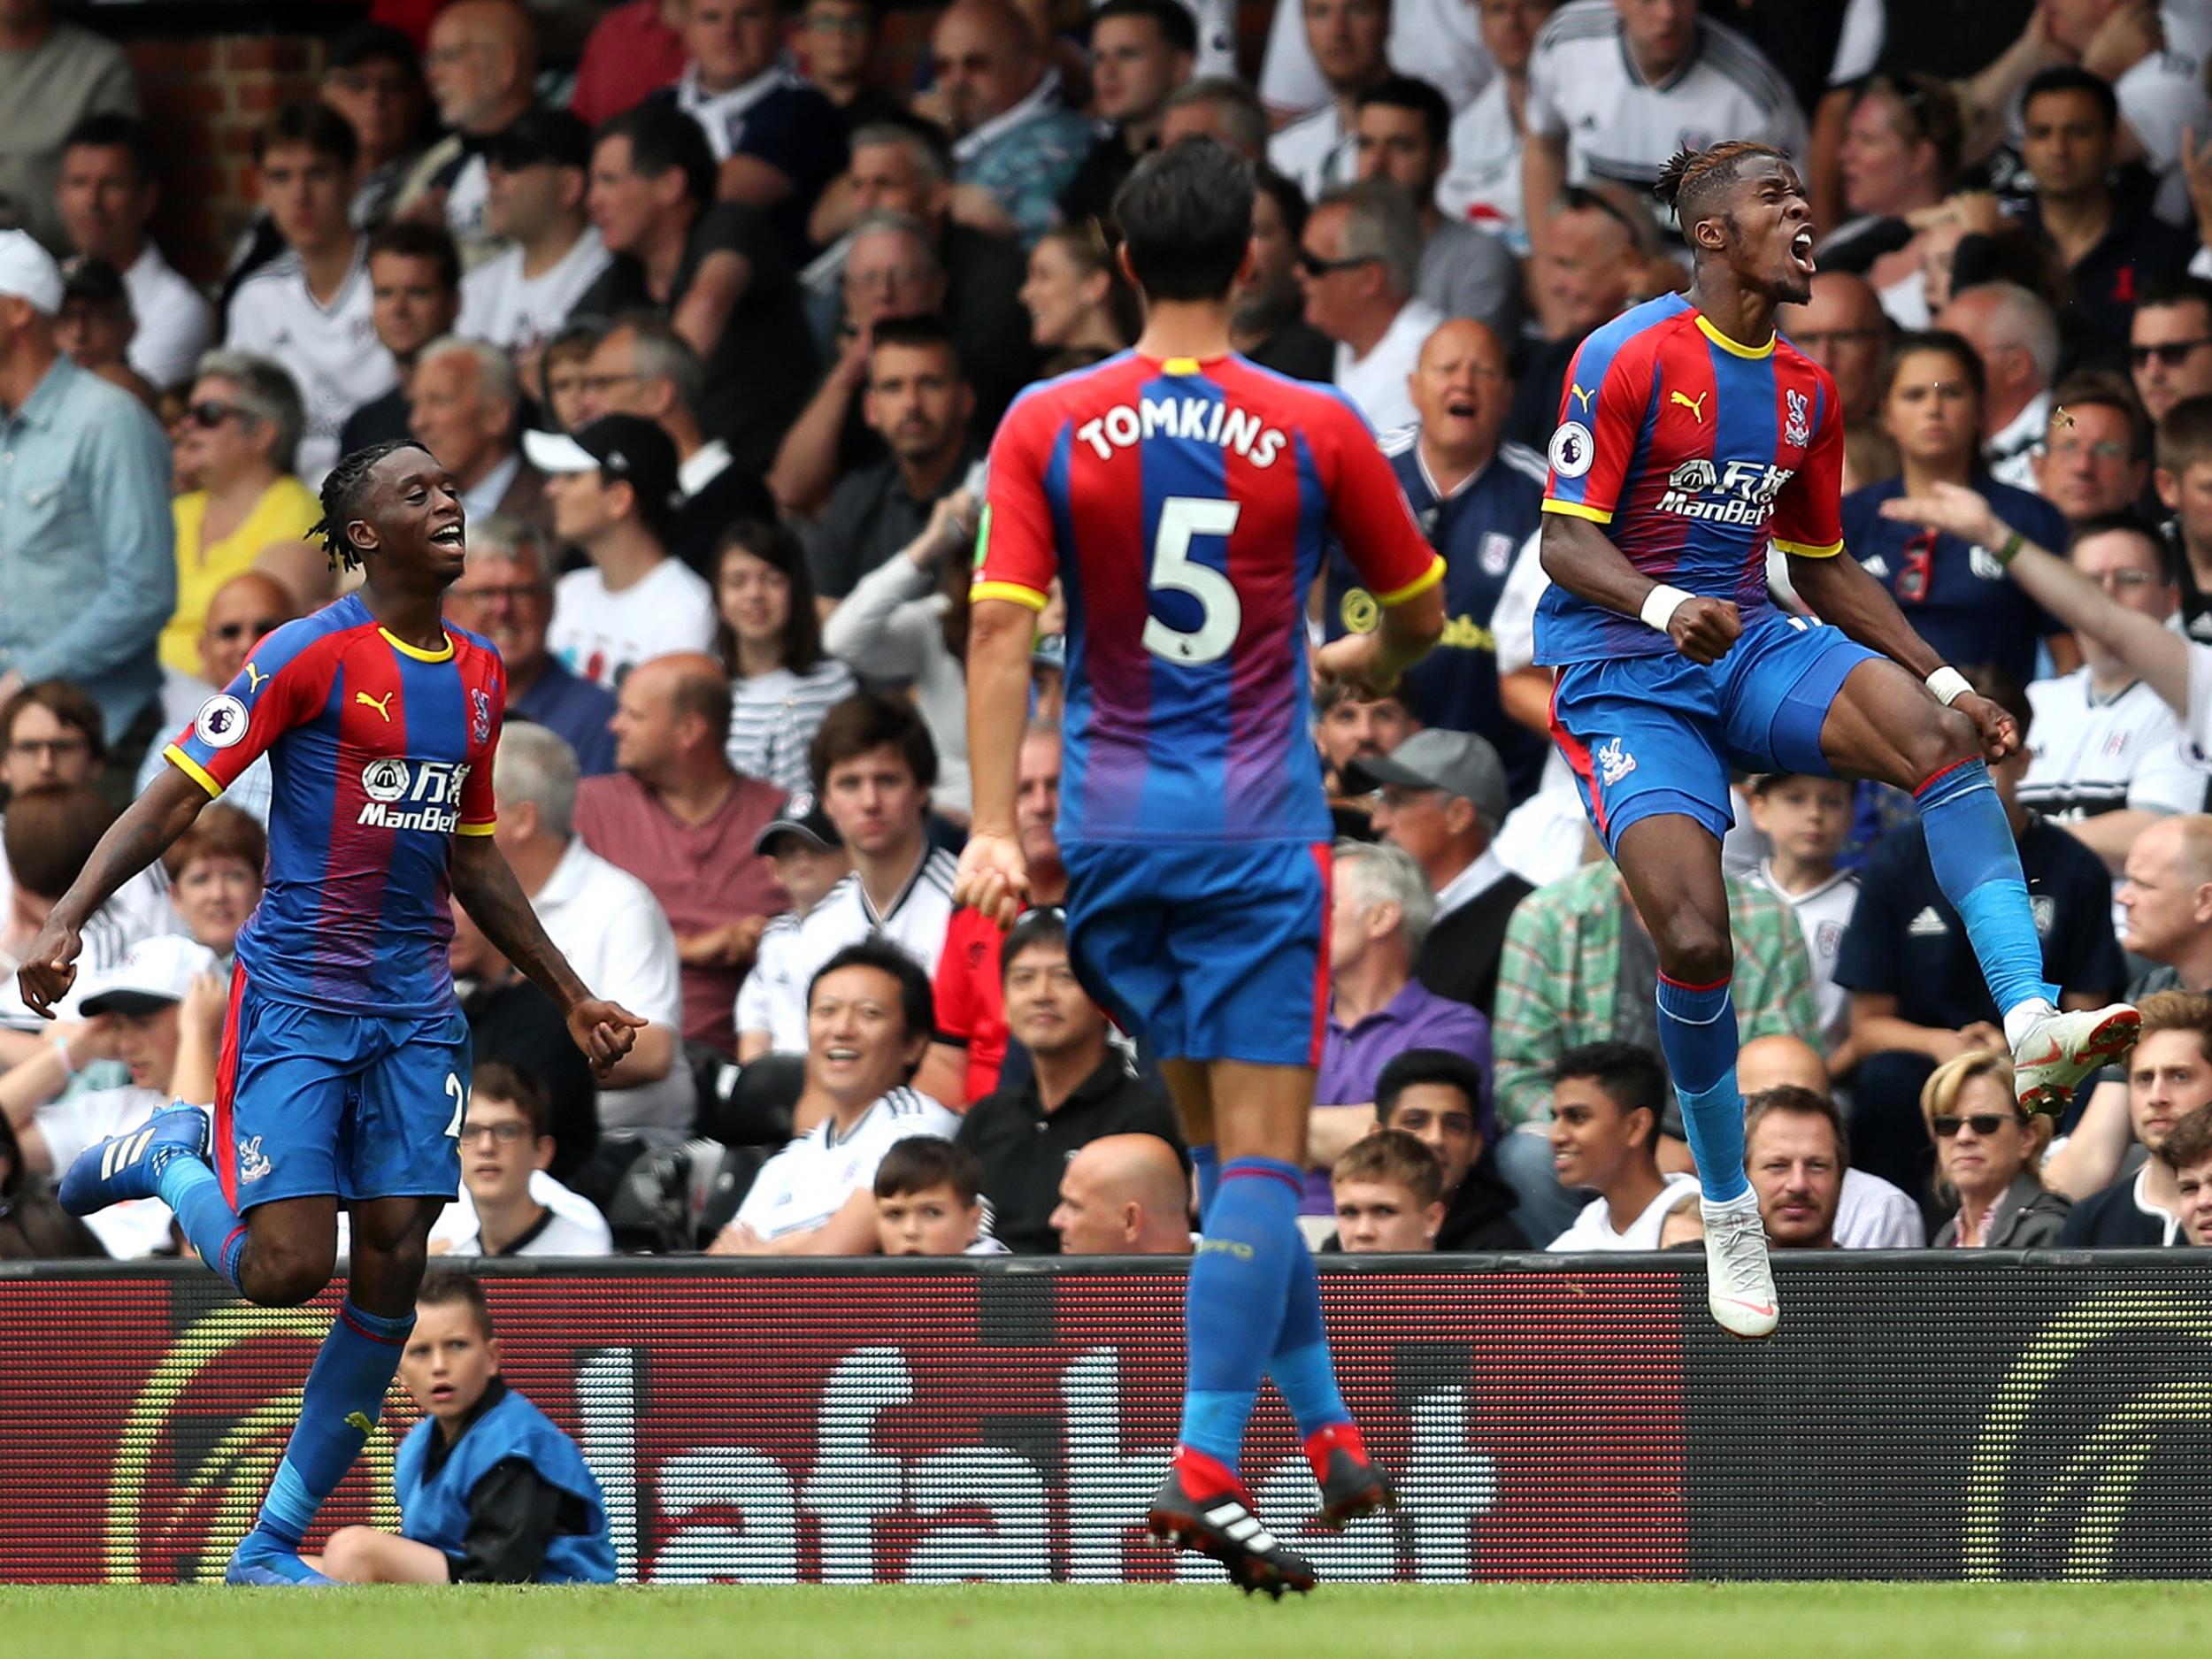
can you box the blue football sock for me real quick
[1655,971,1750,1204]
[1913,760,2059,1018]
[1270,1230,1349,1438]
[1179,1156,1301,1472]
[156,1156,247,1296]
[1190,1144,1220,1222]
[252,1301,414,1546]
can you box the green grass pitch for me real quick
[8,1583,2212,1659]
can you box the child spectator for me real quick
[433,1060,611,1258]
[314,1272,616,1583]
[734,792,849,1062]
[2167,1107,2212,1247]
[872,1135,1007,1256]
[1745,772,1860,1071]
[1330,1128,1445,1253]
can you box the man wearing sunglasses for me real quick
[135,571,298,822]
[2130,275,2212,428]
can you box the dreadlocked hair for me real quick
[1655,142,1789,251]
[311,438,431,572]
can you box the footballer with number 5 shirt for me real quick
[15,438,644,1588]
[956,138,1446,1597]
[1535,141,2138,1344]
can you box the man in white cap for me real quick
[0,228,173,775]
[1,933,216,1257]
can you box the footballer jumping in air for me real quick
[16,439,644,1586]
[956,137,1447,1596]
[1536,142,2138,1339]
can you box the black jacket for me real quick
[1416,870,1534,1017]
[956,1051,1183,1253]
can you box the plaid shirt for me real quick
[1493,860,1822,1128]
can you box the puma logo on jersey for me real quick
[243,662,268,694]
[355,690,395,722]
[1671,389,1709,424]
[1570,382,1595,413]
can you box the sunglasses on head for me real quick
[1931,1111,2020,1137]
[2130,338,2212,369]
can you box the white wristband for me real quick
[1926,666,1972,707]
[1640,584,1694,633]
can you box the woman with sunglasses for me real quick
[1018,223,1137,357]
[161,351,319,680]
[1838,330,2076,689]
[1817,75,1966,330]
[1921,1049,2071,1247]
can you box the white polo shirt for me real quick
[2022,671,2204,826]
[1546,1172,1700,1251]
[32,1084,175,1258]
[222,241,396,487]
[1334,296,1444,436]
[433,1170,614,1256]
[1267,104,1354,204]
[735,1086,959,1240]
[1834,1168,1925,1249]
[751,847,959,1051]
[457,228,612,356]
[123,243,215,391]
[528,836,694,1132]
[735,909,806,1052]
[548,557,718,690]
[1525,1,1806,206]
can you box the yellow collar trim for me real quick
[1694,314,1776,360]
[380,626,455,663]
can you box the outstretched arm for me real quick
[448,834,645,1073]
[1879,480,2192,715]
[15,766,209,1017]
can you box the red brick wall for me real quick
[127,33,329,287]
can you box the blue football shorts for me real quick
[1060,837,1331,1068]
[212,960,473,1211]
[1548,612,1881,856]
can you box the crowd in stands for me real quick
[12,0,2212,1263]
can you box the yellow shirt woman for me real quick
[161,475,322,675]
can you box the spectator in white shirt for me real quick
[1269,0,1391,202]
[735,792,849,1062]
[1938,282,2058,491]
[225,103,398,487]
[337,219,465,457]
[54,113,211,391]
[1743,772,1860,1067]
[0,933,215,1258]
[1543,1041,1698,1250]
[434,1059,612,1257]
[457,108,611,365]
[711,938,959,1254]
[491,722,691,1135]
[1350,76,1520,342]
[527,412,718,689]
[2020,514,2202,875]
[1299,180,1440,434]
[715,522,857,798]
[1745,1086,1847,1250]
[1522,0,1804,240]
[872,1134,1005,1256]
[408,335,549,533]
[398,0,539,266]
[743,695,958,1056]
[1732,1032,1924,1248]
[1434,0,1555,256]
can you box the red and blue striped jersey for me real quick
[976,350,1442,845]
[1535,292,1846,665]
[164,593,506,1017]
